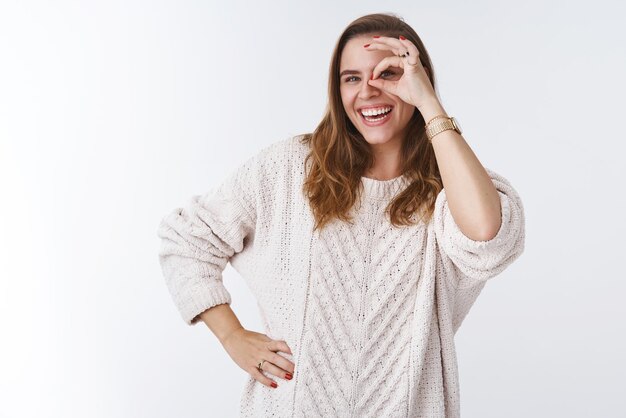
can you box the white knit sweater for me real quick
[157,134,526,417]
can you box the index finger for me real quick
[269,339,293,355]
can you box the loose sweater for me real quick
[156,134,526,417]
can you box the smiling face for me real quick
[339,34,415,149]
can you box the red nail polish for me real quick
[370,73,374,80]
[271,382,278,388]
[372,35,380,38]
[363,43,370,48]
[399,35,406,40]
[285,373,293,380]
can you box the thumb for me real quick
[368,78,391,93]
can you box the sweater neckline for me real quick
[361,174,411,200]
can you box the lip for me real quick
[359,106,393,127]
[357,103,394,112]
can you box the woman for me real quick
[157,12,525,417]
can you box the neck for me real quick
[363,169,402,181]
[365,144,402,180]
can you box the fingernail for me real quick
[363,43,370,48]
[271,382,278,388]
[399,35,406,40]
[285,373,293,380]
[372,35,380,38]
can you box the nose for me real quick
[358,74,380,99]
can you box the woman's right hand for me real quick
[221,328,295,389]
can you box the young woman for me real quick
[157,12,525,418]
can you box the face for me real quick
[339,34,415,148]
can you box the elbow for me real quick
[479,205,504,241]
[480,221,501,242]
[481,195,504,241]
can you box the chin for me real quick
[362,136,390,145]
[360,132,400,146]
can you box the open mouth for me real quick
[360,106,393,125]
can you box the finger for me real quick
[397,36,421,66]
[279,340,293,355]
[370,35,419,58]
[396,36,420,57]
[267,340,293,354]
[259,359,294,381]
[366,35,411,56]
[249,366,278,388]
[364,41,405,58]
[278,341,293,354]
[371,56,404,80]
[267,351,296,374]
[367,36,420,67]
[265,340,296,372]
[268,339,293,355]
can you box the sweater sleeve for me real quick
[433,167,525,287]
[156,151,260,326]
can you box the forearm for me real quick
[198,303,244,345]
[419,98,502,241]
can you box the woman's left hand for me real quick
[365,35,438,110]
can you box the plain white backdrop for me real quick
[1,1,625,417]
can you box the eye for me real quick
[343,70,395,83]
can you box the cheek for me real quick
[340,90,354,114]
[400,105,415,121]
[339,87,350,104]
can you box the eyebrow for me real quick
[339,67,401,77]
[339,70,361,77]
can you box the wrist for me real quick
[417,97,448,124]
[198,303,244,344]
[219,325,244,346]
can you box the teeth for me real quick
[360,106,392,117]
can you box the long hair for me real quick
[298,12,443,232]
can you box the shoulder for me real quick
[250,134,311,172]
[225,134,310,190]
[256,134,310,158]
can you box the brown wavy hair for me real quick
[298,12,443,232]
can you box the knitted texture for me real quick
[156,135,526,417]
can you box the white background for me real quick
[1,1,625,417]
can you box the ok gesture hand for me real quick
[364,35,438,110]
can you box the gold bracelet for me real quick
[425,114,450,127]
[425,115,462,142]
[425,118,455,142]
